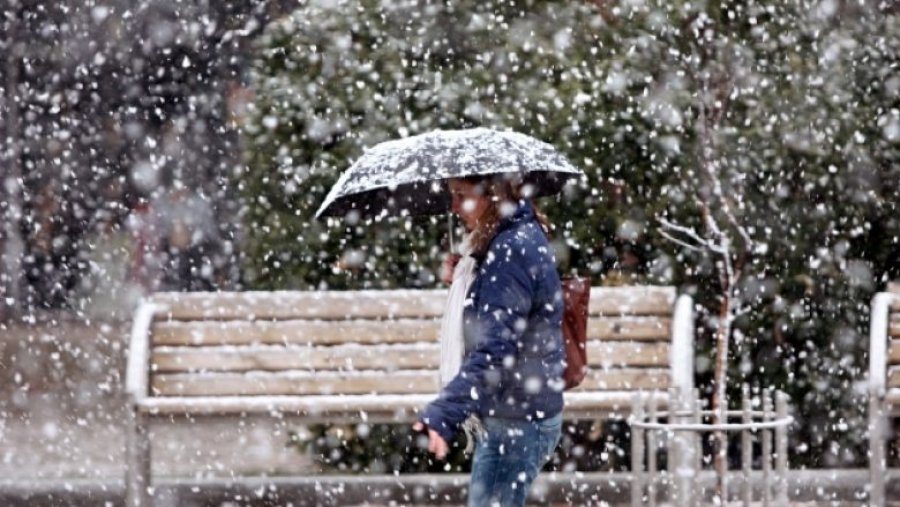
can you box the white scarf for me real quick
[437,235,485,452]
[439,236,477,386]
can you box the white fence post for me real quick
[762,391,773,507]
[775,391,790,507]
[741,387,752,507]
[628,388,792,507]
[647,396,658,507]
[632,393,645,507]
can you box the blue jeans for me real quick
[467,412,563,507]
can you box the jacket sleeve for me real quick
[419,240,534,443]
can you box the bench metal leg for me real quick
[870,395,886,507]
[126,404,152,507]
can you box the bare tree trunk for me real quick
[712,290,733,500]
[658,3,753,502]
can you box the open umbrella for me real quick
[315,127,583,219]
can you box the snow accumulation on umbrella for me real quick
[315,127,583,218]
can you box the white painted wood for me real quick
[870,393,886,507]
[668,387,696,507]
[125,300,167,507]
[691,389,702,507]
[774,391,789,507]
[647,396,658,507]
[869,292,894,507]
[762,392,773,507]
[741,390,752,507]
[136,390,671,419]
[631,393,645,507]
[870,293,893,398]
[126,301,166,401]
[665,388,678,502]
[671,294,695,391]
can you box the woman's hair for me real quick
[460,173,552,255]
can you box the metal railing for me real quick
[629,387,792,507]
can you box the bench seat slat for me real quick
[150,368,671,397]
[150,286,676,321]
[137,391,670,420]
[151,341,671,373]
[151,316,671,346]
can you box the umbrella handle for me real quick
[447,213,455,254]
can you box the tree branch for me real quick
[658,229,706,252]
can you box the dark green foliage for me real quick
[289,423,471,474]
[243,0,900,469]
[290,420,630,474]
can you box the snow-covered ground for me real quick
[0,317,892,506]
[0,318,311,480]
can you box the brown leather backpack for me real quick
[561,276,590,390]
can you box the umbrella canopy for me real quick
[315,128,583,218]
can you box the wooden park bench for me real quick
[869,282,900,507]
[125,285,694,506]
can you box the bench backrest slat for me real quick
[887,309,900,387]
[150,316,672,347]
[144,286,680,401]
[151,286,676,321]
[890,367,900,388]
[150,341,671,373]
[884,290,900,388]
[150,368,673,397]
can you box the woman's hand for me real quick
[440,253,461,285]
[412,421,449,460]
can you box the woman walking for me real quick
[413,173,565,507]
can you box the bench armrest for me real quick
[671,294,695,391]
[126,300,166,402]
[870,292,895,399]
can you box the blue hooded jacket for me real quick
[419,200,565,444]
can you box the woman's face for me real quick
[448,179,490,231]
